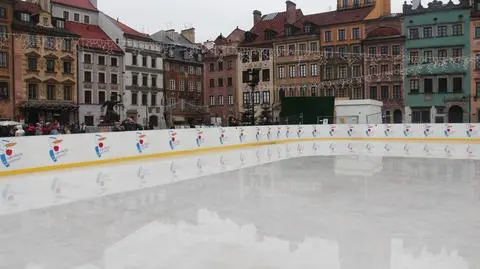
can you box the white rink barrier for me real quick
[0,123,479,176]
[1,140,480,216]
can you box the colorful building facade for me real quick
[12,0,79,124]
[363,15,404,123]
[471,1,480,123]
[403,0,471,123]
[204,28,245,126]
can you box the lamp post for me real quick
[247,68,260,126]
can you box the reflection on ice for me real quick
[1,141,480,268]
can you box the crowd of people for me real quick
[9,121,88,137]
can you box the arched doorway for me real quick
[149,115,158,128]
[393,109,403,124]
[448,106,463,123]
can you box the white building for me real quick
[51,0,126,126]
[99,12,165,128]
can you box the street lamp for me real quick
[247,68,260,126]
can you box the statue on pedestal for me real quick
[101,96,121,125]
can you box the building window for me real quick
[209,63,214,72]
[61,39,71,51]
[132,54,137,65]
[28,84,38,100]
[453,48,462,59]
[218,95,224,106]
[438,49,447,59]
[476,26,480,38]
[111,92,118,102]
[409,28,419,39]
[324,31,332,42]
[132,74,138,85]
[143,74,148,86]
[299,64,307,77]
[262,91,270,104]
[299,43,307,55]
[338,65,347,79]
[311,86,316,97]
[310,42,318,52]
[109,57,117,67]
[369,65,377,75]
[63,11,69,20]
[338,29,346,41]
[20,13,30,22]
[279,66,285,79]
[409,51,419,64]
[84,71,91,82]
[369,86,377,99]
[252,50,260,62]
[452,24,463,36]
[62,61,71,74]
[352,45,361,55]
[353,65,361,77]
[299,87,306,97]
[28,57,37,71]
[98,91,106,104]
[277,46,285,57]
[111,74,118,85]
[311,64,318,76]
[325,67,333,80]
[45,84,54,100]
[424,50,433,63]
[131,92,138,105]
[438,78,448,93]
[392,45,401,56]
[151,93,157,106]
[218,78,224,87]
[188,81,195,92]
[151,75,157,87]
[423,27,433,38]
[289,65,296,78]
[228,95,234,105]
[393,85,401,100]
[453,77,462,93]
[437,25,448,37]
[142,56,147,67]
[369,46,377,57]
[180,80,186,90]
[84,15,90,24]
[262,69,270,81]
[338,46,347,57]
[393,64,401,74]
[96,56,105,66]
[477,82,480,96]
[381,86,389,99]
[56,20,64,28]
[46,59,55,73]
[242,70,249,83]
[218,61,223,71]
[424,78,433,93]
[0,52,7,68]
[197,81,202,92]
[97,72,105,84]
[210,95,215,106]
[288,44,295,56]
[142,93,148,105]
[304,23,312,34]
[352,28,360,39]
[227,77,233,86]
[325,47,333,58]
[169,79,176,90]
[0,8,5,19]
[380,46,388,55]
[410,79,419,93]
[73,13,79,22]
[380,64,388,74]
[0,26,6,40]
[254,92,260,104]
[84,54,91,64]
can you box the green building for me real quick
[403,0,471,123]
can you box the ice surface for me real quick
[1,141,480,269]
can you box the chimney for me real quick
[253,10,262,25]
[286,1,296,24]
[30,0,51,12]
[181,28,195,43]
[89,0,97,8]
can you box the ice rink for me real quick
[1,140,480,269]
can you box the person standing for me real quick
[14,125,25,137]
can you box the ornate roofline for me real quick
[402,0,470,15]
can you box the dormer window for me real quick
[285,27,293,36]
[265,30,276,40]
[20,13,30,22]
[304,23,312,34]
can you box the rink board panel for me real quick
[0,124,479,176]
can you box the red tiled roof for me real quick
[244,9,303,45]
[65,21,123,53]
[298,6,374,27]
[51,0,97,11]
[14,1,41,14]
[366,26,401,38]
[105,14,150,40]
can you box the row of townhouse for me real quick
[0,0,205,128]
[203,0,480,125]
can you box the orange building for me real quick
[0,0,14,120]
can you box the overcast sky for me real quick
[97,0,457,43]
